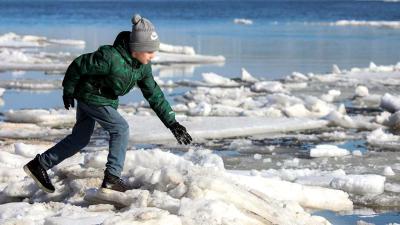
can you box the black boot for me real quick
[23,154,55,193]
[101,170,128,193]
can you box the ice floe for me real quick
[159,43,195,55]
[175,81,339,118]
[4,109,75,126]
[0,108,329,143]
[154,52,225,64]
[0,33,225,71]
[309,144,350,158]
[367,128,400,148]
[320,89,341,102]
[329,20,400,29]
[380,93,400,113]
[251,81,287,93]
[233,18,253,25]
[330,175,386,195]
[385,183,400,193]
[355,85,369,98]
[383,166,395,176]
[325,110,381,130]
[0,32,85,48]
[332,64,342,74]
[241,68,259,83]
[201,72,239,87]
[228,171,352,212]
[0,49,225,72]
[0,122,69,139]
[0,79,61,90]
[0,48,72,71]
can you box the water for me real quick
[314,210,400,225]
[0,0,399,79]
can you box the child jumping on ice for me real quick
[23,14,192,193]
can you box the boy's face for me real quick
[131,51,156,65]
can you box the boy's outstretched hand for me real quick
[63,95,75,110]
[169,122,192,145]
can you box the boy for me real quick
[23,14,192,193]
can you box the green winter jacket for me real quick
[62,31,176,127]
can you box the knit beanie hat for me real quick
[129,14,160,52]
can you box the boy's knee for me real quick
[66,134,91,149]
[75,136,91,149]
[79,137,92,148]
[119,120,129,131]
[112,120,129,134]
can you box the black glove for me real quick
[169,122,192,145]
[63,95,75,110]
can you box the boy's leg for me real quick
[77,102,129,177]
[38,101,96,169]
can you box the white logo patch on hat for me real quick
[150,31,158,40]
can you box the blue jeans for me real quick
[38,101,129,177]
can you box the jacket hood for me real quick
[113,31,141,67]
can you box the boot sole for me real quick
[23,165,55,193]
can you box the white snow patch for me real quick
[153,52,225,64]
[355,85,369,97]
[330,20,400,29]
[385,183,400,193]
[201,72,239,87]
[374,111,391,125]
[241,68,259,83]
[4,109,76,126]
[309,145,350,158]
[321,89,341,102]
[367,128,400,145]
[383,166,395,176]
[332,64,341,74]
[228,171,353,212]
[233,18,253,25]
[159,43,195,55]
[0,32,85,48]
[253,154,262,160]
[352,150,363,157]
[380,93,400,113]
[251,81,286,93]
[330,175,386,195]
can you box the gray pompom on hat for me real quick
[129,14,160,52]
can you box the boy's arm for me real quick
[138,63,192,145]
[137,63,176,127]
[62,46,112,97]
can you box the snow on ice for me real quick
[0,145,334,225]
[0,109,328,143]
[309,144,350,158]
